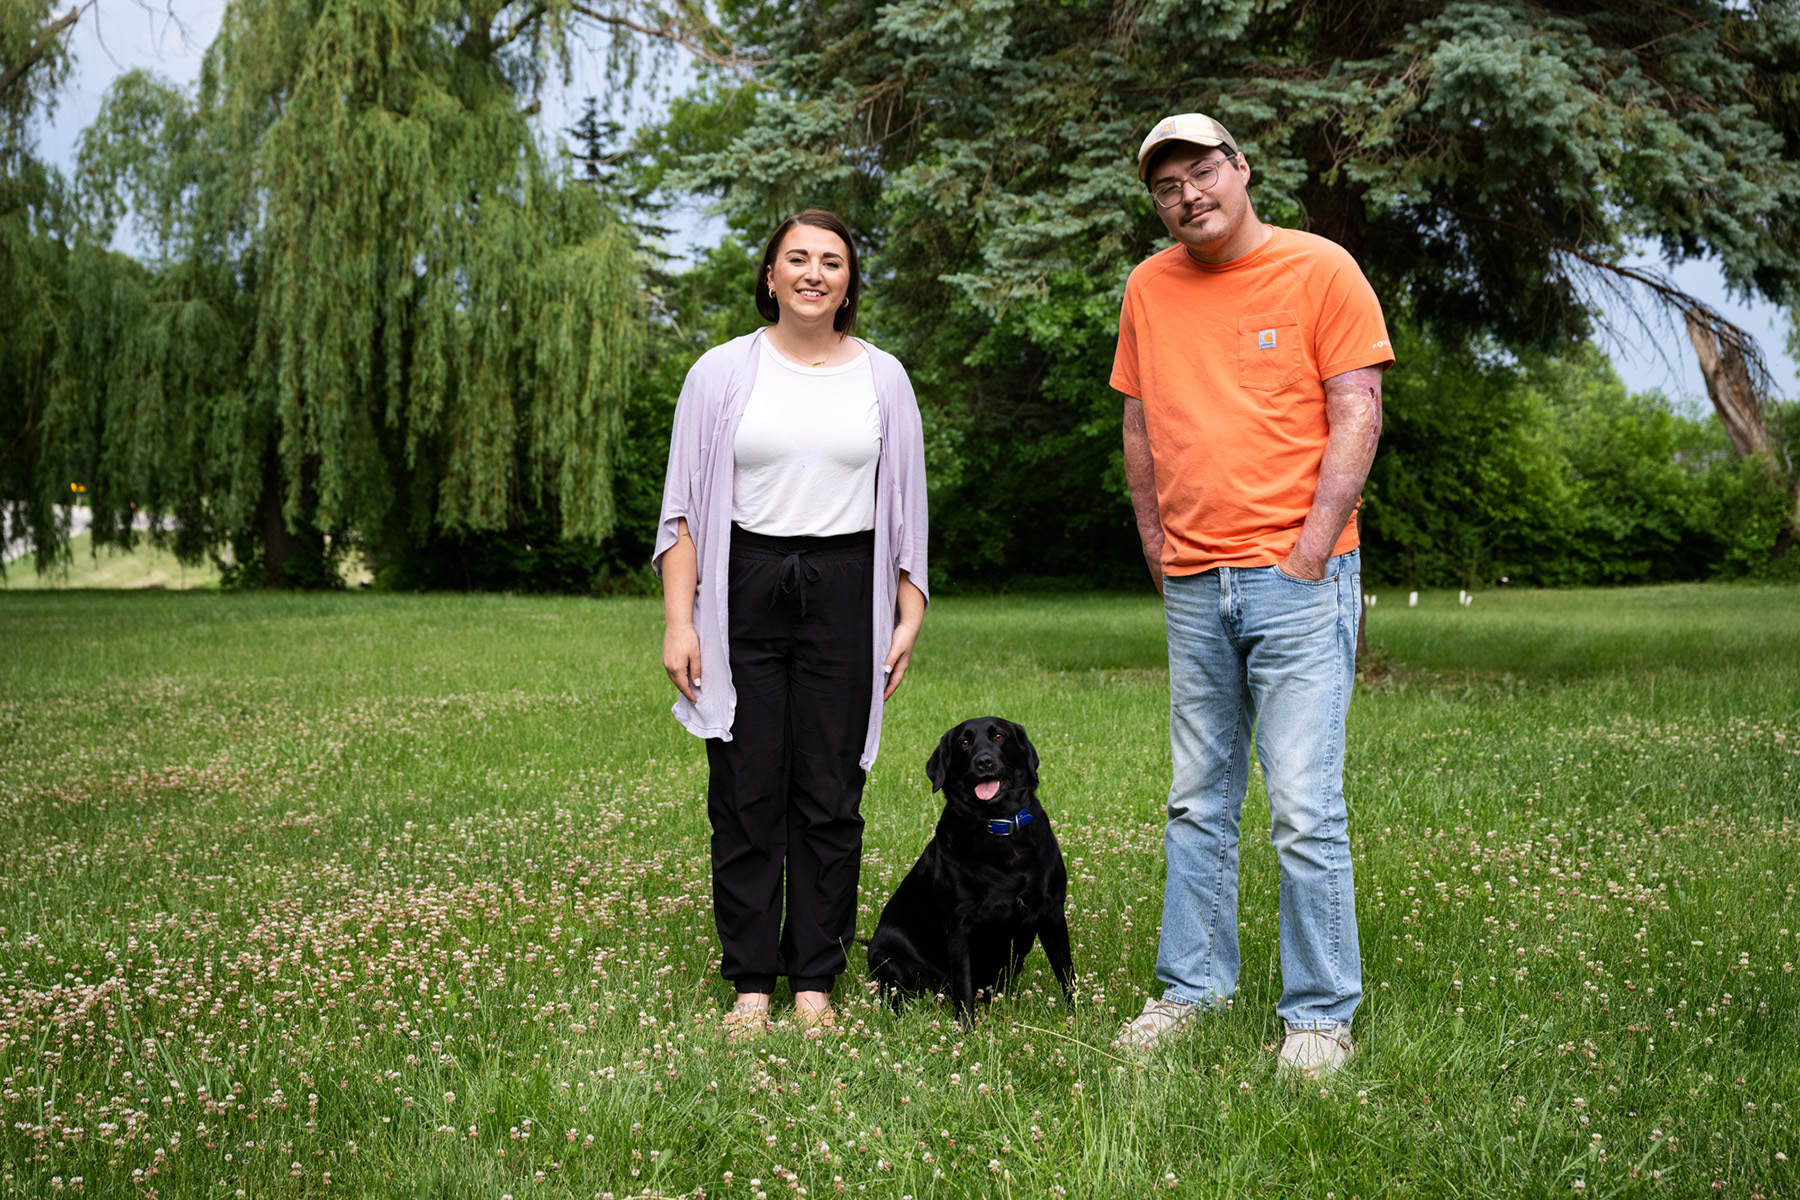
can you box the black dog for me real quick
[866,717,1075,1028]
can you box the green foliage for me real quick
[0,2,88,574]
[15,1,1800,588]
[231,0,642,545]
[365,223,767,594]
[1546,358,1742,583]
[0,1,76,136]
[0,155,75,575]
[654,0,1800,585]
[1364,331,1792,587]
[1362,326,1570,589]
[11,0,646,586]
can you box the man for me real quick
[1110,113,1391,1079]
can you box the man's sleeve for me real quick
[1110,281,1143,399]
[1312,251,1394,380]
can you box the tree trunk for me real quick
[1299,174,1370,265]
[1685,308,1773,460]
[1686,308,1800,554]
[261,447,303,588]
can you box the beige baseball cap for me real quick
[1136,113,1237,181]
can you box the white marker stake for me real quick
[1408,591,1418,607]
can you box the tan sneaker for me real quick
[1276,1022,1353,1080]
[1113,996,1200,1052]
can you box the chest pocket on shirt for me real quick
[1238,310,1303,392]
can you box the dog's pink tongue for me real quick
[974,780,1000,801]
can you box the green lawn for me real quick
[0,584,1795,1199]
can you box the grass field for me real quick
[0,584,1796,1199]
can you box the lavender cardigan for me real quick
[652,328,930,770]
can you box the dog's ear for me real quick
[1008,720,1039,788]
[925,727,956,793]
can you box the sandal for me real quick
[720,1001,771,1041]
[796,1003,837,1032]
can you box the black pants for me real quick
[707,525,874,995]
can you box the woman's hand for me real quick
[660,517,701,703]
[883,573,927,700]
[664,624,702,703]
[882,620,918,700]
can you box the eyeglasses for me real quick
[1150,154,1237,209]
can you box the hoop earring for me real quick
[841,297,849,308]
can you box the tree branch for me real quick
[1443,203,1779,406]
[566,1,768,84]
[0,4,83,102]
[493,0,550,49]
[1547,242,1778,408]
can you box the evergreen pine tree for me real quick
[671,0,1800,581]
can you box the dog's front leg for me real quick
[946,930,978,1031]
[1038,917,1076,1004]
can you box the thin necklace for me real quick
[770,326,840,368]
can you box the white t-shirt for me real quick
[732,338,882,536]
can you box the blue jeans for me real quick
[1156,550,1363,1030]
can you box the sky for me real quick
[31,0,1799,409]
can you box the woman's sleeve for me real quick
[890,365,931,604]
[652,362,711,576]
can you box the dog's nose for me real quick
[971,752,1000,775]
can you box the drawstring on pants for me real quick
[730,523,873,621]
[774,550,824,618]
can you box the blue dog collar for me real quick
[986,808,1033,836]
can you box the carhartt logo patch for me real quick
[1257,329,1278,350]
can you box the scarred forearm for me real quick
[1282,366,1384,579]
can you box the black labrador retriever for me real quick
[866,717,1075,1028]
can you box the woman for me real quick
[654,209,929,1035]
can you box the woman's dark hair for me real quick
[755,209,861,333]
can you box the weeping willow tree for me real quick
[34,0,644,585]
[0,0,86,573]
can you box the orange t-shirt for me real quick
[1111,227,1394,575]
